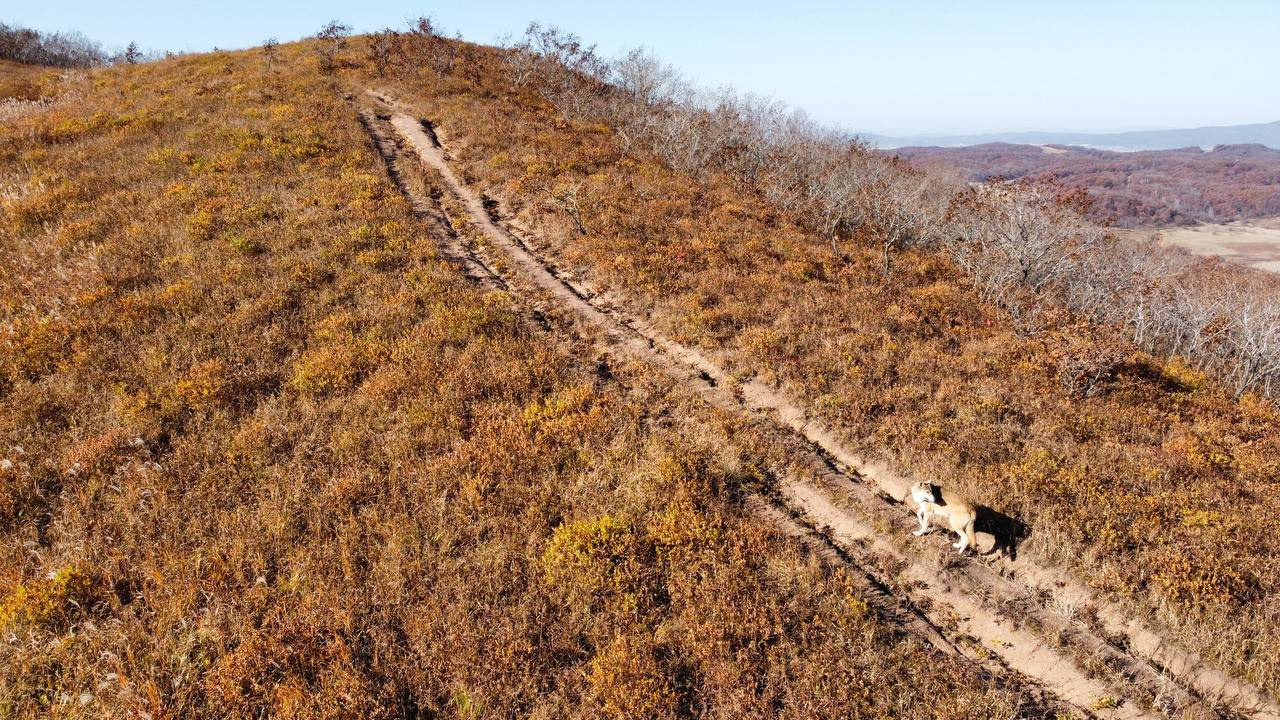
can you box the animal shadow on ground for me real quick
[975,505,1030,560]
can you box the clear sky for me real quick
[9,1,1280,136]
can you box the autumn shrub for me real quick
[204,609,388,720]
[0,62,47,101]
[541,515,656,617]
[289,344,362,396]
[226,232,262,254]
[173,359,233,411]
[0,566,104,633]
[3,316,74,382]
[588,634,677,720]
[1051,329,1129,398]
[647,499,723,564]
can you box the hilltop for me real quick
[4,24,1280,719]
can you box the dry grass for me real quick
[0,60,61,122]
[371,37,1280,694]
[0,44,1036,718]
[1150,220,1280,273]
[0,59,51,100]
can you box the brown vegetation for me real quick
[0,59,53,101]
[365,26,1280,696]
[0,40,1037,718]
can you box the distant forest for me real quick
[894,142,1280,227]
[0,21,110,67]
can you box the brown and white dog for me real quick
[910,481,978,554]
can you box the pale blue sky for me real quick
[10,1,1280,135]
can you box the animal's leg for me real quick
[954,519,973,553]
[913,506,931,536]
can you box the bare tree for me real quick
[405,15,455,74]
[503,23,608,120]
[857,161,947,274]
[947,181,1106,302]
[551,180,590,235]
[501,40,540,88]
[368,28,396,77]
[314,20,351,74]
[261,37,279,73]
[1222,293,1280,398]
[408,14,437,39]
[807,148,873,252]
[704,91,788,182]
[610,47,681,106]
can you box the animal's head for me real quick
[909,481,934,504]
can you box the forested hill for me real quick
[893,141,1280,226]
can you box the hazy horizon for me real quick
[8,0,1280,136]
[870,118,1280,139]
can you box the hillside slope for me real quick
[362,29,1280,707]
[6,30,1280,719]
[0,40,1063,720]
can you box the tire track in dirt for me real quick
[360,89,1276,719]
[357,107,505,290]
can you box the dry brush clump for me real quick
[1,40,1035,718]
[947,180,1280,400]
[366,28,1280,693]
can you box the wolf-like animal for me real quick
[910,481,978,554]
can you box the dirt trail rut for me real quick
[359,89,1280,720]
[357,108,504,289]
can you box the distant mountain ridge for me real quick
[867,119,1280,152]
